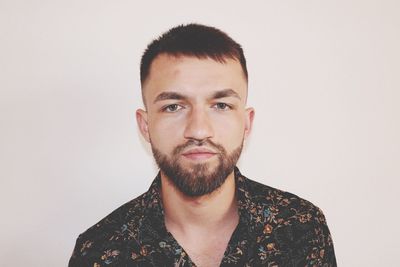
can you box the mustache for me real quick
[173,139,226,155]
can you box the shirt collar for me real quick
[140,167,257,239]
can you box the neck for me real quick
[161,171,238,234]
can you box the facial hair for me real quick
[151,139,243,197]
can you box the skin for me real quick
[136,54,254,266]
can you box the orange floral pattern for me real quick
[69,168,336,266]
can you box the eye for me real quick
[214,102,231,110]
[162,104,183,112]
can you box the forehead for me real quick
[142,54,247,104]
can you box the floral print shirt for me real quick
[69,168,336,266]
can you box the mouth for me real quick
[181,148,217,160]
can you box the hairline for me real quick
[140,53,248,106]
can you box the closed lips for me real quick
[181,148,217,159]
[182,148,217,155]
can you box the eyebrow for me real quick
[212,89,241,100]
[153,92,187,103]
[153,88,241,104]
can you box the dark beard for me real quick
[151,139,243,197]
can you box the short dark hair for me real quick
[140,23,248,86]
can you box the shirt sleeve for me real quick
[68,234,92,267]
[303,206,337,267]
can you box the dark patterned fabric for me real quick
[69,168,336,266]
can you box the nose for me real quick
[183,107,214,142]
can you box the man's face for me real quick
[137,54,254,196]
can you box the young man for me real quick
[69,24,336,267]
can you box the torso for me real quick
[174,231,233,267]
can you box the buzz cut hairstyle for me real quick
[140,23,248,87]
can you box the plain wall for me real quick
[1,0,399,266]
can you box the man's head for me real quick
[140,24,248,95]
[136,24,254,197]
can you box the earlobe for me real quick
[136,109,150,143]
[244,107,255,138]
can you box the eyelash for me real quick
[161,103,233,113]
[213,102,232,110]
[161,104,183,112]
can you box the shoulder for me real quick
[246,178,325,221]
[68,192,148,266]
[244,178,336,266]
[245,177,331,236]
[80,191,147,240]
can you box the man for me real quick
[69,23,336,266]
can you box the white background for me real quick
[1,0,399,266]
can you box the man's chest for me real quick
[181,239,229,267]
[123,231,248,267]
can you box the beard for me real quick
[151,139,243,197]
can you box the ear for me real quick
[244,107,255,139]
[136,109,150,143]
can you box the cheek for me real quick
[213,114,246,145]
[148,117,185,151]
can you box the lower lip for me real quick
[182,153,216,160]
